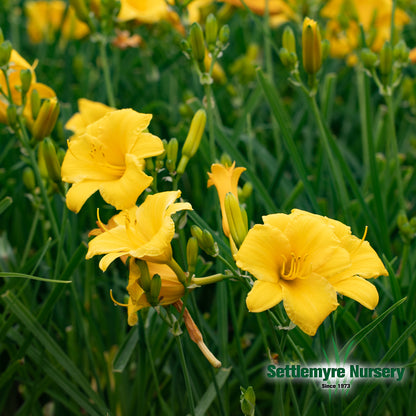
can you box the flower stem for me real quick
[168,258,188,285]
[175,335,196,416]
[191,273,227,286]
[204,82,216,162]
[99,38,116,107]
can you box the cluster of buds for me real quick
[397,211,416,244]
[191,225,219,257]
[279,18,329,88]
[182,14,229,84]
[360,40,410,93]
[135,260,163,307]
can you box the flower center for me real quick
[280,253,310,281]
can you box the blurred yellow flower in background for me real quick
[0,50,56,126]
[86,191,192,270]
[321,0,410,58]
[61,109,164,212]
[207,162,246,238]
[25,1,89,43]
[235,209,387,336]
[118,0,176,24]
[126,260,185,325]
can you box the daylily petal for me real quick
[98,154,153,210]
[235,224,291,283]
[99,251,130,272]
[262,213,290,232]
[281,273,339,336]
[65,181,101,213]
[332,275,379,310]
[246,281,283,312]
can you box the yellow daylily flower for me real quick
[0,50,56,126]
[61,109,164,212]
[86,191,192,270]
[207,162,246,238]
[187,0,214,24]
[126,260,185,325]
[25,1,90,44]
[65,98,115,135]
[118,0,175,23]
[321,0,409,57]
[235,209,387,336]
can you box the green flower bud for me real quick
[282,26,296,55]
[224,192,248,248]
[22,167,36,191]
[31,97,60,141]
[0,40,12,67]
[393,40,409,64]
[20,69,32,97]
[177,109,206,175]
[37,142,49,179]
[191,225,204,242]
[137,259,151,292]
[42,137,61,183]
[189,22,205,63]
[397,211,408,229]
[31,89,41,120]
[360,48,378,69]
[220,153,232,167]
[6,104,17,127]
[205,14,218,52]
[191,225,218,257]
[148,274,162,306]
[379,41,393,76]
[240,386,256,416]
[146,157,155,171]
[166,138,179,174]
[187,236,199,278]
[218,24,230,46]
[302,17,322,75]
[321,38,330,61]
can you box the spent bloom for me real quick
[207,162,246,238]
[235,209,387,336]
[61,108,164,212]
[86,191,192,270]
[25,1,89,43]
[126,260,185,325]
[0,50,56,126]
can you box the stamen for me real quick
[109,289,128,307]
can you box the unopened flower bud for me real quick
[321,38,330,61]
[42,137,61,183]
[137,259,151,292]
[205,14,218,52]
[148,273,162,306]
[220,153,232,167]
[282,26,296,55]
[393,40,409,64]
[240,386,256,416]
[189,22,205,64]
[31,89,41,120]
[224,192,248,248]
[360,48,378,69]
[37,142,48,179]
[302,17,322,75]
[20,69,32,97]
[397,211,408,229]
[177,109,206,175]
[187,236,199,278]
[0,40,12,67]
[218,24,230,46]
[379,41,393,76]
[6,105,17,126]
[23,167,36,191]
[166,138,178,174]
[191,225,218,257]
[146,157,155,171]
[31,97,60,141]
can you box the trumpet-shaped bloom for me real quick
[321,0,409,57]
[0,50,56,126]
[118,0,176,23]
[235,209,387,336]
[207,162,245,238]
[126,260,185,325]
[61,109,164,212]
[65,98,115,135]
[86,191,192,270]
[25,1,89,43]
